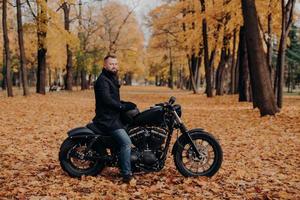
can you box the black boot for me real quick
[122,174,133,183]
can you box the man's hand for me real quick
[120,101,136,111]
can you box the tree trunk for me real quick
[36,0,48,95]
[241,0,278,116]
[230,29,237,94]
[81,69,88,90]
[16,0,29,96]
[200,0,213,97]
[267,8,274,85]
[168,47,174,89]
[1,49,7,90]
[216,48,227,96]
[196,52,202,89]
[124,72,132,85]
[216,31,231,96]
[48,67,51,86]
[2,0,13,97]
[63,3,73,91]
[234,43,241,94]
[188,55,198,94]
[238,27,251,101]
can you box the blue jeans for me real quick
[111,129,132,176]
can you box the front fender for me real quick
[171,128,204,155]
[67,127,95,139]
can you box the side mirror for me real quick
[169,96,176,104]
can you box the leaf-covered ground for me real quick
[0,86,299,199]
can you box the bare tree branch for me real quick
[26,0,37,19]
[285,0,296,36]
[112,4,139,46]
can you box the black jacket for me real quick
[92,68,123,132]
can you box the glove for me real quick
[120,101,136,111]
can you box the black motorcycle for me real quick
[59,97,223,178]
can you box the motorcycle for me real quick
[59,96,223,178]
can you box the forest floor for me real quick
[0,86,299,199]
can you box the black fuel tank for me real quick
[133,106,165,126]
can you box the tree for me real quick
[2,0,13,97]
[286,25,300,92]
[241,0,279,116]
[16,0,29,96]
[238,26,251,101]
[26,0,49,94]
[60,0,75,91]
[274,0,296,108]
[200,0,213,97]
[97,1,144,81]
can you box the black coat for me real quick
[92,69,123,132]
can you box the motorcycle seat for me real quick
[86,123,110,136]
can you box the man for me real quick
[93,55,135,183]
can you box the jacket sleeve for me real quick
[94,79,123,111]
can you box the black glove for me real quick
[120,101,136,111]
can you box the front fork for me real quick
[173,110,202,158]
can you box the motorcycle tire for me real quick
[59,138,106,178]
[174,131,223,177]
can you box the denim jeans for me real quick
[111,129,132,176]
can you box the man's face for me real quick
[104,57,119,74]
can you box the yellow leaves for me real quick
[147,0,245,81]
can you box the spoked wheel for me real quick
[174,132,223,177]
[59,138,106,177]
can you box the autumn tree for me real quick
[2,0,13,97]
[26,0,49,94]
[58,0,76,91]
[147,4,184,90]
[238,26,251,101]
[96,1,144,83]
[274,0,296,108]
[241,0,279,116]
[199,0,213,97]
[17,0,29,96]
[286,25,300,92]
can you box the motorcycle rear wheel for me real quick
[59,138,106,178]
[174,132,223,177]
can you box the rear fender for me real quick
[67,127,95,139]
[67,127,116,149]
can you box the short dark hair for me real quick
[104,54,117,61]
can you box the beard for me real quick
[110,68,118,75]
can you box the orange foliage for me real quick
[0,86,299,199]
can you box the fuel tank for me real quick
[133,106,165,126]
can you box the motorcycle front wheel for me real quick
[173,131,223,177]
[59,138,106,178]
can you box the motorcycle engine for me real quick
[129,127,167,165]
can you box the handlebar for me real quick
[169,96,176,104]
[155,96,176,107]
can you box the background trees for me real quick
[0,0,144,93]
[146,0,299,116]
[1,0,299,116]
